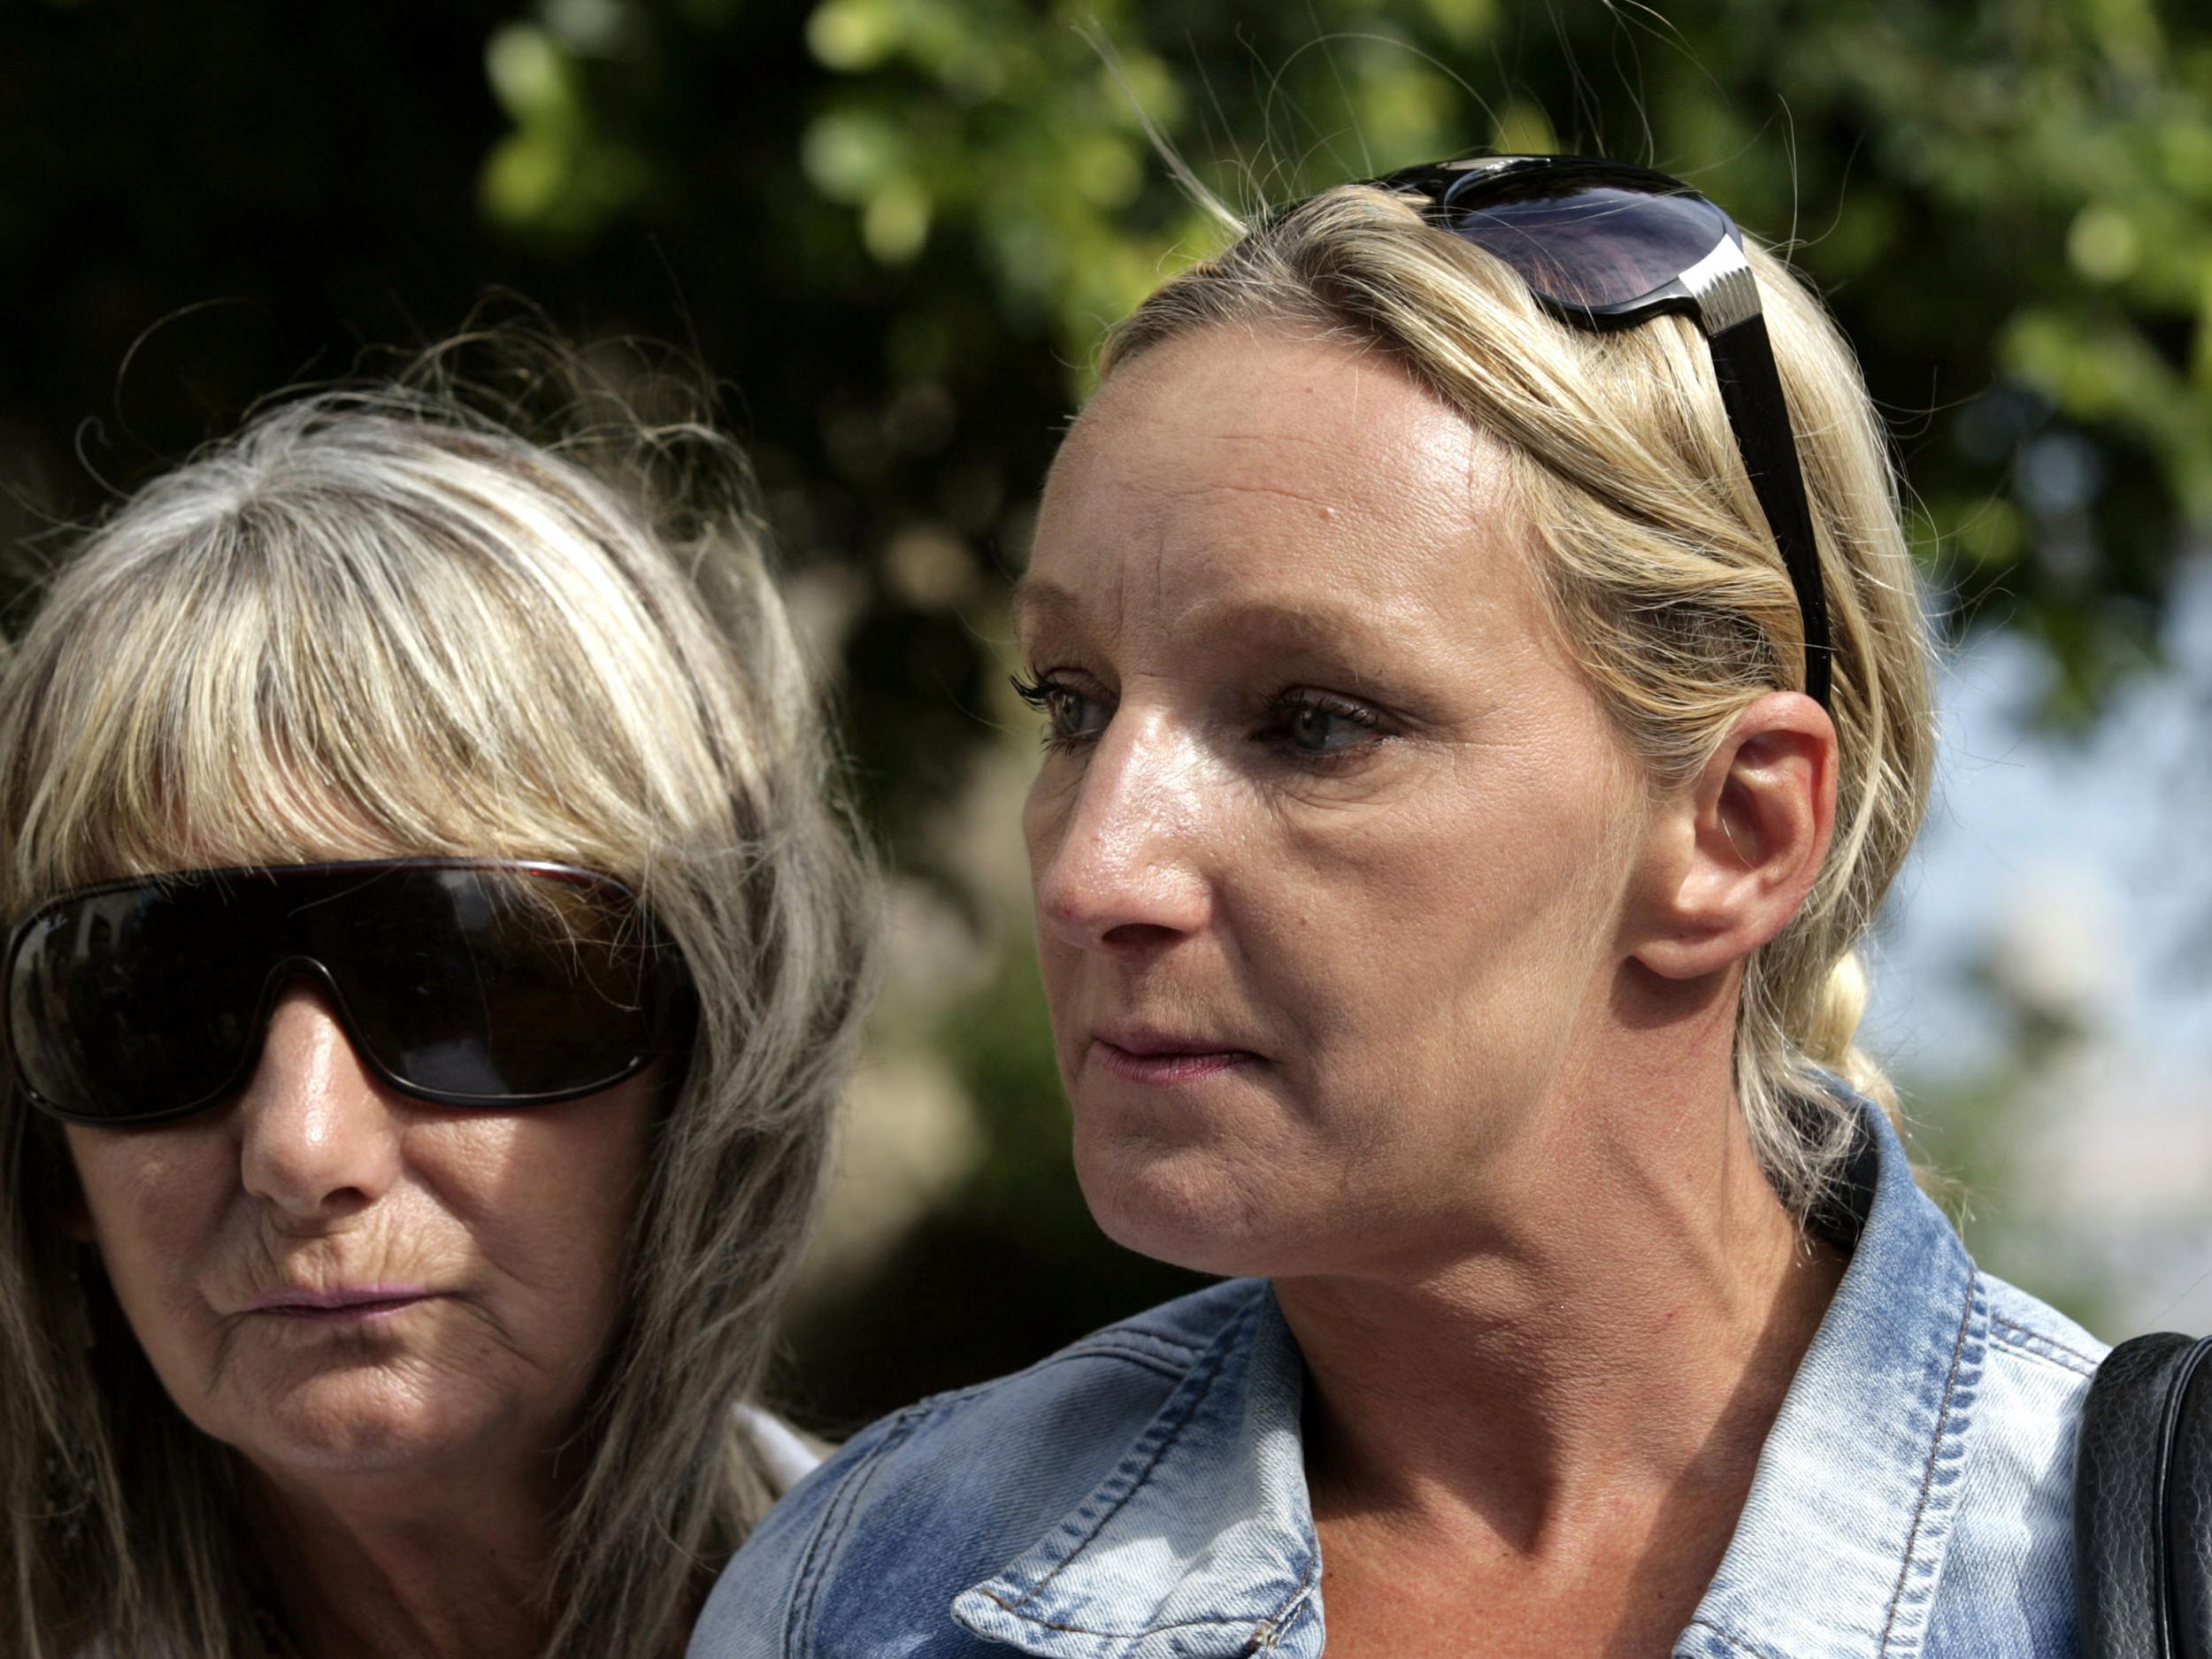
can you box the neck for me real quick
[246,1454,569,1659]
[1279,1033,1846,1561]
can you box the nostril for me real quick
[1100,920,1181,952]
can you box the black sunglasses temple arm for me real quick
[1705,313,1835,708]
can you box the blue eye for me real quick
[1011,675,1110,750]
[1258,691,1383,759]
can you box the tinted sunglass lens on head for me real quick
[1363,155,1832,708]
[1441,185,1734,314]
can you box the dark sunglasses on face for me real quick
[1345,154,1834,708]
[4,858,698,1128]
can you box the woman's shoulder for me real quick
[1965,1268,2105,1502]
[1923,1271,2107,1656]
[1980,1271,2108,1383]
[687,1277,1266,1659]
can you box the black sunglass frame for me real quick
[4,856,696,1128]
[1358,153,1834,708]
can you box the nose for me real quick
[235,980,403,1222]
[1028,703,1214,957]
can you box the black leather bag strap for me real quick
[2078,1332,2212,1658]
[2166,1340,2212,1659]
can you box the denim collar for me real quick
[952,1094,1985,1659]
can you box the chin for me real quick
[221,1366,503,1479]
[1071,1118,1288,1279]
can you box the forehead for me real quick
[1021,325,1539,653]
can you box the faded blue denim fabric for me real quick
[691,1093,2106,1658]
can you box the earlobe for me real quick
[1632,693,1838,981]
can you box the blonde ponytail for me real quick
[1802,949,1904,1125]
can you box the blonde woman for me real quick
[695,157,2105,1656]
[0,352,875,1658]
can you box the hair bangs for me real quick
[4,442,710,913]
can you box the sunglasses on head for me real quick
[1348,153,1833,708]
[4,858,698,1128]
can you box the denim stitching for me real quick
[796,1325,1215,1646]
[1876,1266,1981,1656]
[975,1548,1322,1648]
[1248,1550,1321,1653]
[971,1550,1318,1646]
[1678,1617,1793,1659]
[1989,1315,2100,1378]
[975,1333,1204,1394]
[875,1335,1198,1423]
[1026,1342,1195,1385]
[995,1292,1264,1614]
[787,1403,931,1654]
[1064,1332,1204,1362]
[973,1587,1302,1639]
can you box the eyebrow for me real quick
[1009,575,1080,633]
[1176,595,1407,655]
[1011,576,1417,665]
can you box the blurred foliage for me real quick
[1909,952,2118,1334]
[5,0,2210,1420]
[471,0,2212,719]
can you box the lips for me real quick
[1090,1026,1261,1086]
[243,1285,435,1322]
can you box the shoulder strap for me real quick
[2166,1338,2212,1659]
[2078,1331,2212,1659]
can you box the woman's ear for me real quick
[1631,691,1839,981]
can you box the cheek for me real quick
[1021,768,1078,907]
[66,1091,657,1473]
[1023,773,1088,1051]
[250,1104,655,1473]
[1255,749,1629,1098]
[66,1127,237,1355]
[1021,770,1058,861]
[434,1094,656,1340]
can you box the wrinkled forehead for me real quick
[1020,325,1532,659]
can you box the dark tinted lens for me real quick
[1439,182,1732,313]
[311,867,662,1102]
[6,879,271,1121]
[6,862,682,1124]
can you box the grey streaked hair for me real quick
[0,342,879,1656]
[1098,185,1936,1225]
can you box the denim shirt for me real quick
[692,1094,2107,1658]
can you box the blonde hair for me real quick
[1102,183,1935,1223]
[0,344,879,1656]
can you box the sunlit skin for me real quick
[65,981,657,1659]
[1018,324,1847,1656]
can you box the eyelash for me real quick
[1256,689,1384,762]
[1009,674,1098,757]
[1010,675,1387,766]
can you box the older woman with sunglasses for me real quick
[0,353,874,1658]
[694,157,2106,1657]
